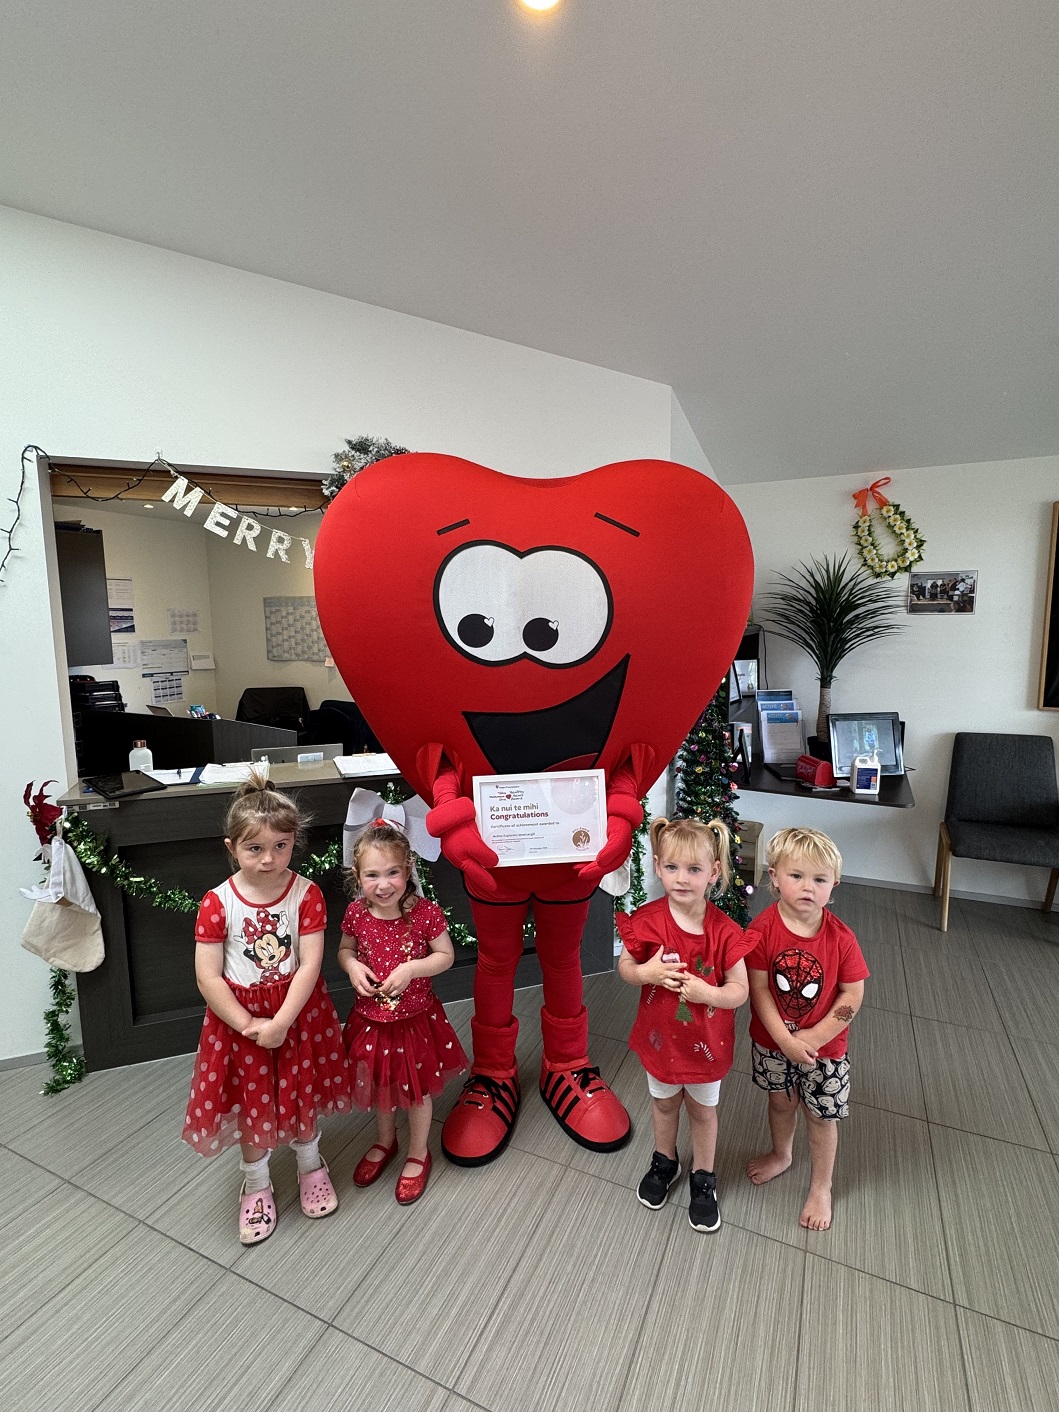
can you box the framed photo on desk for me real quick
[828,712,905,778]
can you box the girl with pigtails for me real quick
[617,816,755,1234]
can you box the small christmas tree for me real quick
[673,679,752,927]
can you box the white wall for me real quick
[0,205,672,1062]
[670,391,715,478]
[731,458,1059,903]
[59,503,218,713]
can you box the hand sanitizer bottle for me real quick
[850,750,881,796]
[128,740,154,771]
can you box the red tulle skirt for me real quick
[182,972,352,1155]
[343,997,468,1113]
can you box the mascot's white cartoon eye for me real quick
[434,542,613,667]
[774,973,792,992]
[801,981,820,1000]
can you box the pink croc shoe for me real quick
[299,1161,339,1218]
[238,1183,277,1245]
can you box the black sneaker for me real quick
[689,1169,720,1232]
[636,1151,681,1209]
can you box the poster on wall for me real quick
[111,639,141,670]
[907,570,977,615]
[263,596,328,662]
[107,578,135,634]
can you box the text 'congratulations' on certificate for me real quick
[473,769,606,867]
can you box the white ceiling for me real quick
[2,0,1057,484]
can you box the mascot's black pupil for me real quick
[458,613,494,648]
[523,617,559,651]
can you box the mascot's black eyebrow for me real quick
[436,518,471,536]
[594,512,639,537]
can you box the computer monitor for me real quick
[828,712,904,778]
[250,742,344,765]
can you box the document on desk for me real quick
[199,762,270,785]
[144,768,198,786]
[759,711,805,764]
[334,753,400,778]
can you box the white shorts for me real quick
[645,1073,721,1107]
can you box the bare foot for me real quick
[800,1189,832,1231]
[747,1150,792,1185]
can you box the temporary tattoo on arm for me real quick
[833,1004,856,1023]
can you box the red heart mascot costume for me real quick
[315,454,753,1165]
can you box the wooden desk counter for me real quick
[61,764,616,1070]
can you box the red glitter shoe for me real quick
[353,1138,399,1188]
[395,1151,432,1205]
[539,1060,631,1152]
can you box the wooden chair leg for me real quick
[938,824,953,932]
[1045,868,1059,914]
[933,829,945,897]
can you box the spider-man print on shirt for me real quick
[772,948,825,1029]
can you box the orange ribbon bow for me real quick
[852,477,892,517]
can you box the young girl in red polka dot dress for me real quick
[340,819,468,1203]
[182,772,351,1245]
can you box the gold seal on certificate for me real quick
[473,769,607,867]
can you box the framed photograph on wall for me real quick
[1038,503,1059,709]
[906,570,977,615]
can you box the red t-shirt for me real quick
[745,902,870,1059]
[617,897,755,1084]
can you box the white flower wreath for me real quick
[851,479,926,580]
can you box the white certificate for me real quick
[473,769,607,867]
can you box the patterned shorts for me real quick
[750,1041,851,1119]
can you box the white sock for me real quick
[240,1152,272,1193]
[291,1133,322,1175]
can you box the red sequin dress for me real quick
[182,873,352,1155]
[341,897,468,1112]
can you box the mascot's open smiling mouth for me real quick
[462,656,629,775]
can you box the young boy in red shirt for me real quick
[745,827,868,1232]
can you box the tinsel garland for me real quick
[617,798,651,915]
[63,810,478,947]
[41,968,86,1095]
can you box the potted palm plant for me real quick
[759,554,904,747]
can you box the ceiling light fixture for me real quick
[519,0,562,11]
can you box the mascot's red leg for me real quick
[534,900,631,1153]
[440,900,526,1166]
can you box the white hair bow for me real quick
[342,788,441,868]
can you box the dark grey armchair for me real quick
[934,732,1059,930]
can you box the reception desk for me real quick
[60,763,617,1070]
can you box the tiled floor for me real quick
[3,884,1059,1410]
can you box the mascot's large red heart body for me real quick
[315,454,753,1164]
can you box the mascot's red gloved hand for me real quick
[426,762,498,895]
[576,762,645,887]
